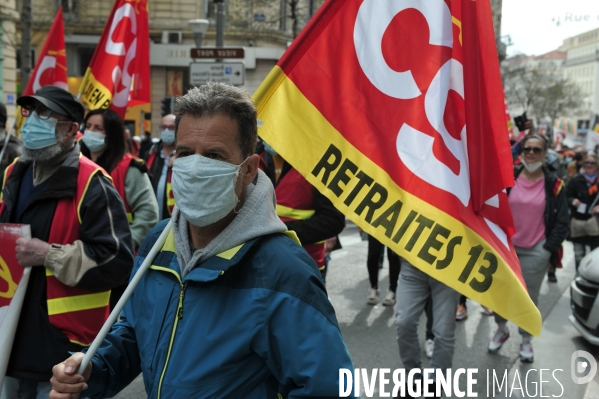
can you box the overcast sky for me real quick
[501,0,599,57]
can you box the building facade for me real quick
[561,27,599,122]
[16,0,323,136]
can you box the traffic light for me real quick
[161,97,173,117]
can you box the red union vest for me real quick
[111,153,136,223]
[1,155,112,347]
[274,168,326,269]
[147,151,175,216]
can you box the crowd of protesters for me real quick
[0,86,595,398]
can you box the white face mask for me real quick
[171,154,247,227]
[82,130,107,152]
[522,160,542,173]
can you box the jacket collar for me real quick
[150,228,264,283]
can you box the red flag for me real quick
[0,224,32,388]
[22,7,68,96]
[254,0,540,334]
[78,0,150,117]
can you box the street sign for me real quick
[190,47,245,59]
[189,62,245,86]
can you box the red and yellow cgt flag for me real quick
[254,0,541,335]
[16,7,68,131]
[23,7,68,96]
[78,0,150,117]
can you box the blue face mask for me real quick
[82,130,107,152]
[161,129,176,145]
[263,141,278,157]
[171,154,247,227]
[21,112,59,149]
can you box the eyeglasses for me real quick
[522,146,543,155]
[159,125,175,131]
[584,161,597,166]
[21,104,54,120]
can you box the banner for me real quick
[0,224,32,388]
[16,7,68,131]
[254,0,541,335]
[78,0,150,117]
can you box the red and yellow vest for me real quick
[147,151,175,216]
[1,156,112,347]
[275,168,326,269]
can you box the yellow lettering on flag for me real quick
[79,69,113,110]
[254,67,542,336]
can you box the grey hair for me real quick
[173,83,257,158]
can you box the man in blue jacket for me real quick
[49,83,354,399]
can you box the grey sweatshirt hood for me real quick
[173,169,287,277]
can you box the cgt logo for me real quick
[571,350,598,384]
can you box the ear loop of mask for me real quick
[233,156,251,214]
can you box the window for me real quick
[61,0,78,13]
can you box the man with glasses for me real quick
[145,114,176,219]
[0,86,134,399]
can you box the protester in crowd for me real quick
[566,152,599,271]
[145,114,177,220]
[138,130,153,160]
[395,259,459,397]
[365,234,400,306]
[488,134,568,362]
[456,295,468,321]
[567,151,585,182]
[124,128,140,157]
[80,109,158,250]
[0,86,134,398]
[0,102,21,187]
[50,83,354,398]
[259,142,345,281]
[80,109,159,308]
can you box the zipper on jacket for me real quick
[157,282,187,399]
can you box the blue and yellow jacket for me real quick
[85,219,355,399]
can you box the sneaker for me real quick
[481,306,494,316]
[519,342,534,362]
[425,338,434,358]
[488,329,510,353]
[382,291,396,306]
[367,288,380,305]
[547,272,557,283]
[456,304,468,321]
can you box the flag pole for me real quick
[77,220,173,375]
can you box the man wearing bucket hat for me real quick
[0,86,134,399]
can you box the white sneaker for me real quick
[367,288,380,305]
[488,329,510,353]
[425,338,434,358]
[382,291,396,306]
[519,341,534,362]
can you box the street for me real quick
[114,220,599,398]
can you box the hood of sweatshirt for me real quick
[173,169,287,277]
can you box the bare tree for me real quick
[503,63,582,136]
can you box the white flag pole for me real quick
[77,220,172,375]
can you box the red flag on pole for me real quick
[78,0,150,117]
[254,0,541,335]
[15,7,68,131]
[22,7,68,95]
